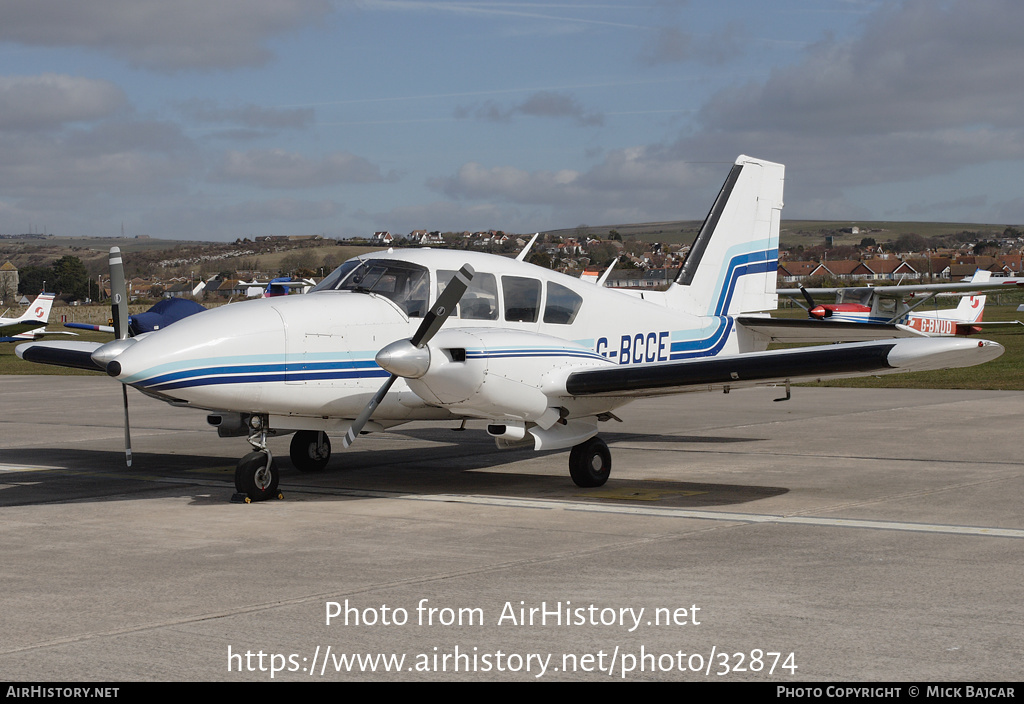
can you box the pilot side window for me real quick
[502,276,541,323]
[543,282,583,325]
[437,270,499,320]
[322,259,430,317]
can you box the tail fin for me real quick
[668,155,784,316]
[20,293,54,325]
[955,269,991,323]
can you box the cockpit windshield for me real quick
[310,259,430,317]
[835,288,874,306]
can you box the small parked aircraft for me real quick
[780,270,1024,336]
[237,277,315,298]
[65,297,207,336]
[16,156,1005,501]
[0,292,65,342]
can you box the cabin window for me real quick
[437,270,498,320]
[502,276,541,323]
[543,282,583,324]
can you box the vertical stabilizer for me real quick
[955,269,991,322]
[19,292,55,325]
[668,155,784,316]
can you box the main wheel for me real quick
[568,436,611,488]
[235,451,280,501]
[290,431,331,472]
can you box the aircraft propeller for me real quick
[342,264,475,448]
[800,285,829,319]
[109,247,133,467]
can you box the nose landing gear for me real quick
[232,415,282,503]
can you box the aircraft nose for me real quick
[809,305,829,319]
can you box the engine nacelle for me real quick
[405,328,609,425]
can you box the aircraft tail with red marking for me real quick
[953,269,990,324]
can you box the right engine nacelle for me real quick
[405,327,610,425]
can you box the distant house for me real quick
[777,261,818,283]
[419,232,445,246]
[163,282,193,298]
[605,268,678,289]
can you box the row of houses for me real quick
[778,255,1024,284]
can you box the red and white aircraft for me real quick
[781,270,1024,337]
[0,293,61,342]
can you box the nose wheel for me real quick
[569,436,611,488]
[234,450,281,502]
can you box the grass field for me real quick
[4,302,1023,389]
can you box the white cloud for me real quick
[458,91,604,126]
[0,121,196,201]
[0,74,127,132]
[213,149,399,189]
[180,100,315,131]
[0,0,333,71]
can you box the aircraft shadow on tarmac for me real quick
[0,429,786,509]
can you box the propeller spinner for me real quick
[800,285,829,319]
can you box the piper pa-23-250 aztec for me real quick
[16,155,1005,502]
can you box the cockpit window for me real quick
[312,259,430,317]
[836,288,874,306]
[310,259,360,293]
[437,269,499,320]
[543,282,583,324]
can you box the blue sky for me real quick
[1,0,1022,241]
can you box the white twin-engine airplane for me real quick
[16,156,1005,502]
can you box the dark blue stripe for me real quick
[138,359,380,388]
[148,368,389,391]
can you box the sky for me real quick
[1,0,1023,241]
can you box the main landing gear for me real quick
[568,436,611,488]
[290,430,331,473]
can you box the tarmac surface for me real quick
[1,376,1022,682]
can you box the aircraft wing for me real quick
[562,338,1002,398]
[736,316,923,343]
[66,322,116,333]
[0,320,46,336]
[15,340,106,371]
[780,279,1024,299]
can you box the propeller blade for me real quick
[799,285,816,310]
[344,263,475,448]
[109,247,130,340]
[122,383,132,467]
[342,375,397,448]
[409,264,474,348]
